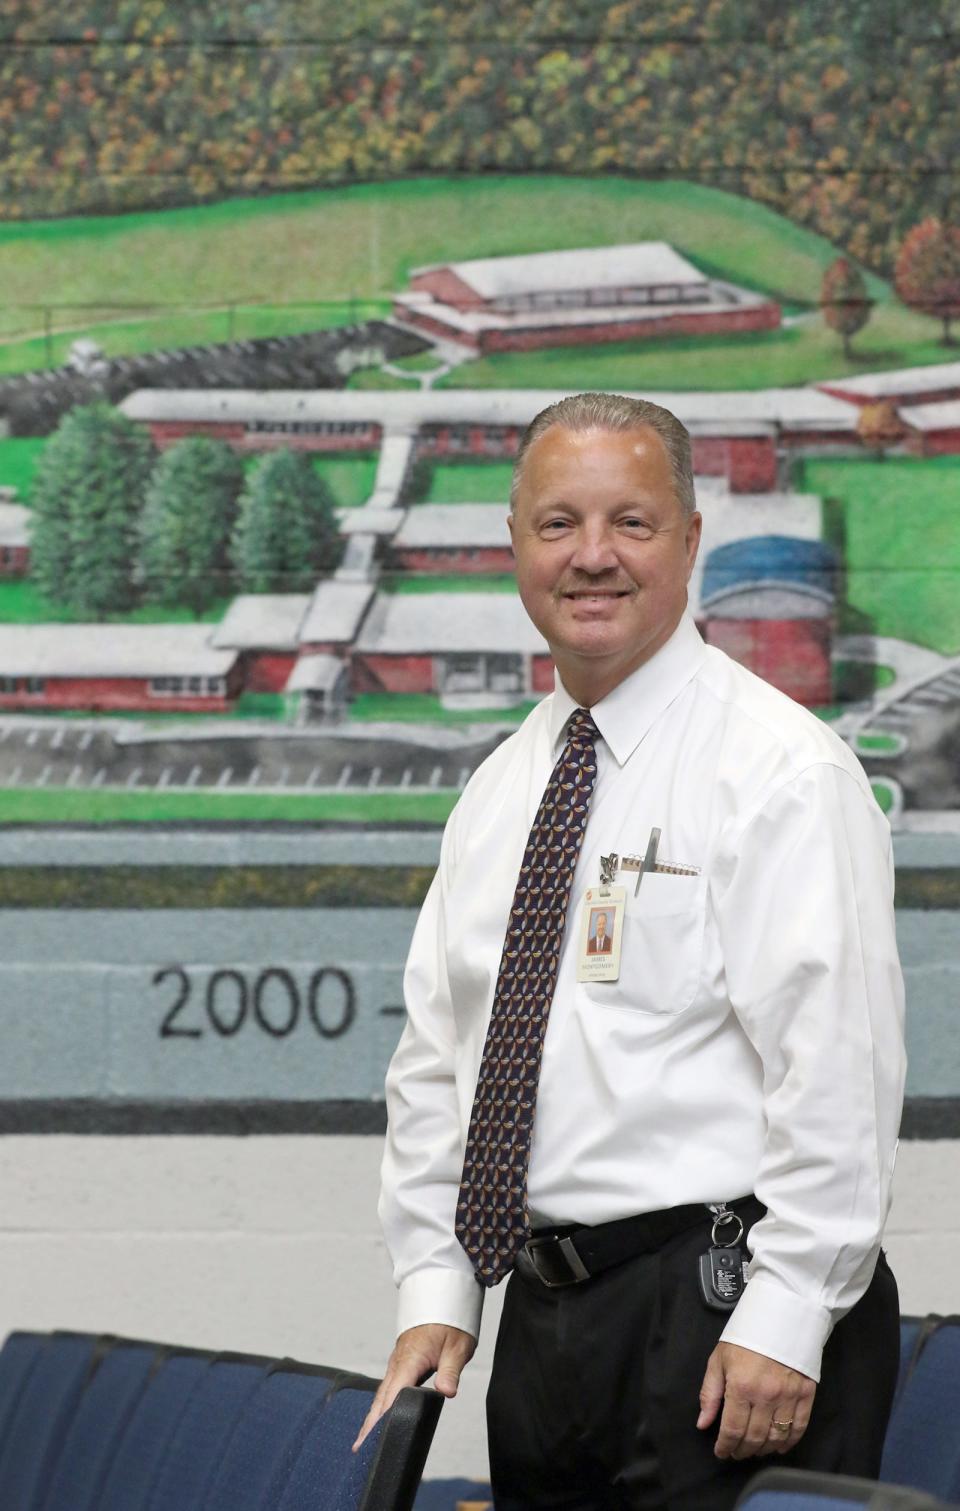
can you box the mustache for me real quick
[555,574,637,595]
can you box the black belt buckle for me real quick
[522,1234,592,1288]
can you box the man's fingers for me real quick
[352,1358,420,1450]
[712,1392,752,1459]
[770,1392,814,1456]
[696,1347,726,1430]
[433,1336,469,1398]
[353,1324,477,1452]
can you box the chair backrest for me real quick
[880,1316,960,1500]
[97,1353,210,1511]
[201,1364,337,1511]
[0,1331,97,1511]
[0,1331,442,1511]
[39,1340,157,1511]
[736,1466,955,1509]
[0,1334,48,1457]
[274,1383,384,1511]
[145,1357,269,1509]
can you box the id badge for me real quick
[576,886,625,982]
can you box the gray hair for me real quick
[509,392,696,516]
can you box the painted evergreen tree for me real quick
[31,403,155,617]
[231,449,341,592]
[820,257,872,357]
[140,437,244,614]
[895,218,960,345]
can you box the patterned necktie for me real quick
[455,707,599,1285]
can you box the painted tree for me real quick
[856,400,907,460]
[895,218,960,345]
[232,449,341,592]
[31,402,155,616]
[140,437,245,614]
[820,257,872,357]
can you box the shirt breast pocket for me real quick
[584,871,706,1016]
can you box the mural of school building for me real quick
[393,243,782,353]
[0,379,849,714]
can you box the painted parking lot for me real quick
[0,718,508,793]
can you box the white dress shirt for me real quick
[379,613,906,1382]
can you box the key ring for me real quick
[710,1208,745,1248]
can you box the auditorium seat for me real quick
[880,1315,960,1502]
[0,1331,98,1511]
[735,1466,954,1508]
[0,1331,442,1511]
[97,1353,210,1511]
[40,1339,156,1511]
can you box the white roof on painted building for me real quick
[414,243,707,299]
[299,580,375,644]
[394,504,511,549]
[356,591,548,655]
[211,594,310,651]
[0,623,235,679]
[818,361,960,399]
[396,283,769,336]
[900,399,960,432]
[119,387,858,436]
[338,508,405,537]
[285,653,345,692]
[0,503,30,547]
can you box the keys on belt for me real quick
[519,1233,591,1288]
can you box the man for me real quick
[587,910,612,953]
[360,393,905,1510]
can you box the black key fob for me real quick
[698,1246,749,1311]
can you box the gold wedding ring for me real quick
[771,1419,793,1433]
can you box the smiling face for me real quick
[509,424,702,705]
[595,912,608,939]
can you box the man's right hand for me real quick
[352,1323,477,1450]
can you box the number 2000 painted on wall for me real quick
[154,965,360,1041]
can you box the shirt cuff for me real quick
[396,1266,485,1341]
[718,1271,832,1383]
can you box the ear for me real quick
[507,511,516,557]
[684,511,702,580]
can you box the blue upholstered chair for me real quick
[40,1339,156,1511]
[880,1316,960,1502]
[735,1466,955,1509]
[0,1331,441,1511]
[0,1331,97,1511]
[98,1353,210,1511]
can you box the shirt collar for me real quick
[548,612,707,767]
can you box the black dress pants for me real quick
[486,1202,900,1511]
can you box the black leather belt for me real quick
[516,1197,757,1289]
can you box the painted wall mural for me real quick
[0,1,958,1135]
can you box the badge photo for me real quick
[576,886,625,982]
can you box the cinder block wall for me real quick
[0,1136,954,1480]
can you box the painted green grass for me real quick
[347,367,420,391]
[0,302,388,376]
[423,461,515,504]
[871,783,895,815]
[383,573,516,594]
[0,578,230,625]
[0,174,936,383]
[858,732,902,752]
[307,452,377,508]
[350,692,536,725]
[0,787,457,824]
[800,457,960,654]
[394,351,447,373]
[0,177,877,313]
[0,438,46,502]
[436,303,948,394]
